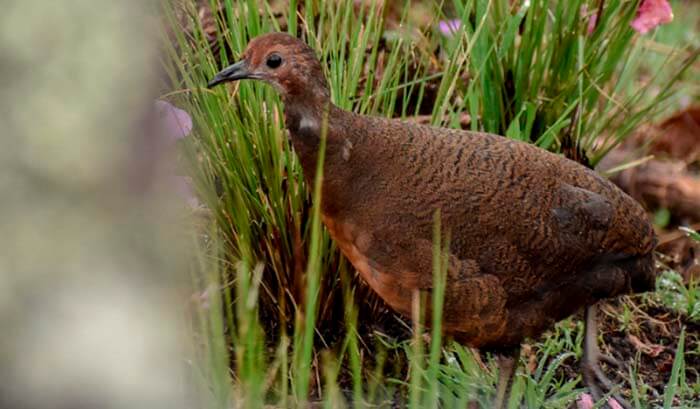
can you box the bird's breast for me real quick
[321,214,414,317]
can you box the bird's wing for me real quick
[554,177,655,257]
[551,182,614,240]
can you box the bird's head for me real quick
[208,33,329,102]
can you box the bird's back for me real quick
[314,109,656,348]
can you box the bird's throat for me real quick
[282,99,333,184]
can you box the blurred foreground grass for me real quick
[1,1,195,409]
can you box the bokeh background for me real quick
[0,2,195,408]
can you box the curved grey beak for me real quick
[207,60,250,88]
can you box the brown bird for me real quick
[208,33,656,409]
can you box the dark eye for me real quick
[266,54,282,69]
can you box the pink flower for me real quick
[631,0,673,34]
[587,12,598,35]
[154,100,193,141]
[577,393,623,409]
[152,100,199,208]
[577,393,594,409]
[438,19,462,36]
[609,399,624,409]
[127,99,198,209]
[581,4,599,35]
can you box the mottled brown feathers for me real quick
[232,33,657,350]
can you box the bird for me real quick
[208,32,656,409]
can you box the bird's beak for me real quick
[207,60,251,88]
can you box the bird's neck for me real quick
[282,88,335,138]
[282,91,340,183]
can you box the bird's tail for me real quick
[587,251,656,299]
[628,251,656,293]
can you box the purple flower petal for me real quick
[631,0,673,34]
[154,100,193,141]
[438,19,462,36]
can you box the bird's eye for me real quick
[266,54,282,69]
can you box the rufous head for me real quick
[208,33,329,101]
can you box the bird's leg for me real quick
[582,303,631,409]
[493,348,519,409]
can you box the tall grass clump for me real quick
[434,0,698,163]
[162,0,698,406]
